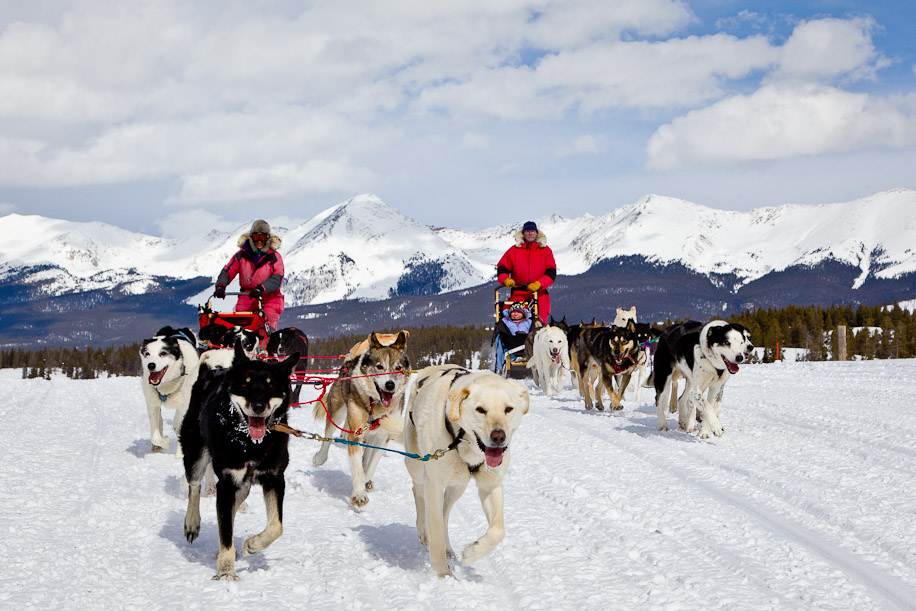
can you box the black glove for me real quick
[248,286,264,300]
[213,284,226,299]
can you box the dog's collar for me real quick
[154,362,188,402]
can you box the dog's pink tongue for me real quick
[485,447,504,467]
[379,390,393,407]
[723,357,739,374]
[248,416,267,440]
[148,366,167,385]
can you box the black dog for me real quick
[266,327,310,405]
[181,341,300,581]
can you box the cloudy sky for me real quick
[0,0,913,238]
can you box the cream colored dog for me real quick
[404,365,528,578]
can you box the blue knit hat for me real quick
[522,221,538,232]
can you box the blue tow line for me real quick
[270,423,452,462]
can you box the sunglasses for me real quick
[251,232,269,242]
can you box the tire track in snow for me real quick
[513,411,789,607]
[541,406,916,611]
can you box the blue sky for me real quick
[0,0,913,237]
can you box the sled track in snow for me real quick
[537,406,916,611]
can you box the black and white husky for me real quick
[181,341,300,581]
[140,326,200,455]
[653,320,753,438]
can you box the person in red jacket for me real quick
[496,220,557,322]
[214,219,285,333]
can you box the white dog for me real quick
[404,365,528,578]
[139,326,200,455]
[613,306,637,328]
[527,326,569,397]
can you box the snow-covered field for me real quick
[3,360,916,610]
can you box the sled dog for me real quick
[613,306,637,328]
[140,326,200,455]
[565,318,600,388]
[180,342,300,580]
[527,325,569,397]
[572,325,638,411]
[624,320,662,403]
[405,365,528,578]
[311,331,410,507]
[196,326,262,370]
[653,320,753,438]
[266,327,310,405]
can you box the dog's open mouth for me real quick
[722,356,740,374]
[377,388,394,407]
[148,366,168,385]
[248,416,267,440]
[484,446,505,468]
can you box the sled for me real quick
[492,285,540,379]
[197,291,269,350]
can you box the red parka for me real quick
[496,229,557,322]
[217,232,285,330]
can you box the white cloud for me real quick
[556,135,602,157]
[646,84,916,170]
[169,160,377,205]
[154,208,237,239]
[461,132,491,150]
[774,17,888,82]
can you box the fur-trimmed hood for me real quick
[237,231,282,252]
[513,229,547,247]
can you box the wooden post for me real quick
[838,325,847,361]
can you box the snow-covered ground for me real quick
[3,360,916,610]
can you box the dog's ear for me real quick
[369,332,383,350]
[281,352,301,375]
[511,380,530,415]
[390,330,408,351]
[233,338,249,365]
[447,386,470,422]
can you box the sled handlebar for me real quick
[495,283,539,293]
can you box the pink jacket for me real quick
[217,232,285,326]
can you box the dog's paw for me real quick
[612,404,624,412]
[312,453,328,467]
[204,484,217,497]
[364,480,374,491]
[657,423,669,431]
[596,405,605,412]
[212,570,239,582]
[151,437,170,451]
[184,520,200,544]
[350,493,369,507]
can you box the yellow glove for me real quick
[528,280,541,291]
[503,278,516,288]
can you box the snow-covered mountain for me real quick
[3,188,916,307]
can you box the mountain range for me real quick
[3,189,915,346]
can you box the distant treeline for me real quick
[5,302,915,378]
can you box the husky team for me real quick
[139,218,754,580]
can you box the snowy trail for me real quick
[3,361,916,610]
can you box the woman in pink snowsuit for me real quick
[214,219,285,332]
